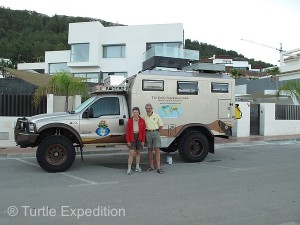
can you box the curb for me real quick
[1,138,300,159]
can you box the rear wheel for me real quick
[36,135,76,173]
[178,131,209,162]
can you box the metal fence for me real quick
[275,104,300,120]
[0,94,47,117]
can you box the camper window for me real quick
[142,80,164,91]
[177,81,198,95]
[211,82,229,93]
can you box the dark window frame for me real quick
[211,82,229,93]
[142,79,164,91]
[177,81,198,95]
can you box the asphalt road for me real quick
[0,140,299,225]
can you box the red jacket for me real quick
[126,116,146,143]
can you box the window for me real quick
[49,63,69,74]
[177,81,198,95]
[90,97,120,118]
[211,82,229,93]
[86,73,99,83]
[146,42,181,51]
[71,43,89,62]
[103,45,125,58]
[142,80,164,91]
[74,72,100,83]
[102,72,127,81]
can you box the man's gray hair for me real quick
[145,103,153,109]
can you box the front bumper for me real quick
[14,117,38,148]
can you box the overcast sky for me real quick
[1,0,299,66]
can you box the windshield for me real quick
[73,96,96,113]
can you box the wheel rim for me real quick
[45,144,67,166]
[187,139,203,156]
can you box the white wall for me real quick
[232,102,250,137]
[0,117,18,147]
[18,62,45,71]
[260,103,300,135]
[45,50,71,74]
[47,94,82,113]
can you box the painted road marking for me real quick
[15,158,118,188]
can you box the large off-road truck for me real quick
[15,69,239,172]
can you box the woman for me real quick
[126,107,146,175]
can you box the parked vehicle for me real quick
[15,69,240,172]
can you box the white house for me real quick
[234,48,300,105]
[18,21,199,85]
[211,55,252,70]
[279,50,300,81]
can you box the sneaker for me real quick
[127,170,132,175]
[135,167,142,173]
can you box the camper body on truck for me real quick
[15,70,237,172]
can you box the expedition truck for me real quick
[14,69,240,172]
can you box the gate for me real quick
[0,94,47,117]
[250,104,260,135]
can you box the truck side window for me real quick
[177,81,198,95]
[142,80,164,91]
[211,83,229,93]
[90,97,120,118]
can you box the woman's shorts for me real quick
[129,133,143,151]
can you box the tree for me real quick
[276,80,300,105]
[33,71,88,111]
[230,68,243,79]
[266,66,280,80]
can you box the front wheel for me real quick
[36,135,76,173]
[178,131,209,162]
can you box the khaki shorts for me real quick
[146,130,161,148]
[129,133,143,151]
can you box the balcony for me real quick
[144,46,199,61]
[143,46,199,70]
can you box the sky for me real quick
[1,0,300,66]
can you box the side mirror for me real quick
[83,107,94,118]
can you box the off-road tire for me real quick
[178,131,209,162]
[36,135,76,173]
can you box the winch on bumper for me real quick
[14,117,39,148]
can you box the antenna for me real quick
[241,38,295,66]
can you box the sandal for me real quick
[157,169,164,174]
[146,167,154,172]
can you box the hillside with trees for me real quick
[0,7,273,68]
[185,39,273,68]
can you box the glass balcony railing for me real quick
[144,46,199,61]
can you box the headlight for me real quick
[28,123,35,133]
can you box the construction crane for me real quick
[241,38,300,66]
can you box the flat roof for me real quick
[139,69,232,79]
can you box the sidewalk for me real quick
[1,134,300,158]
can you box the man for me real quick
[143,103,164,174]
